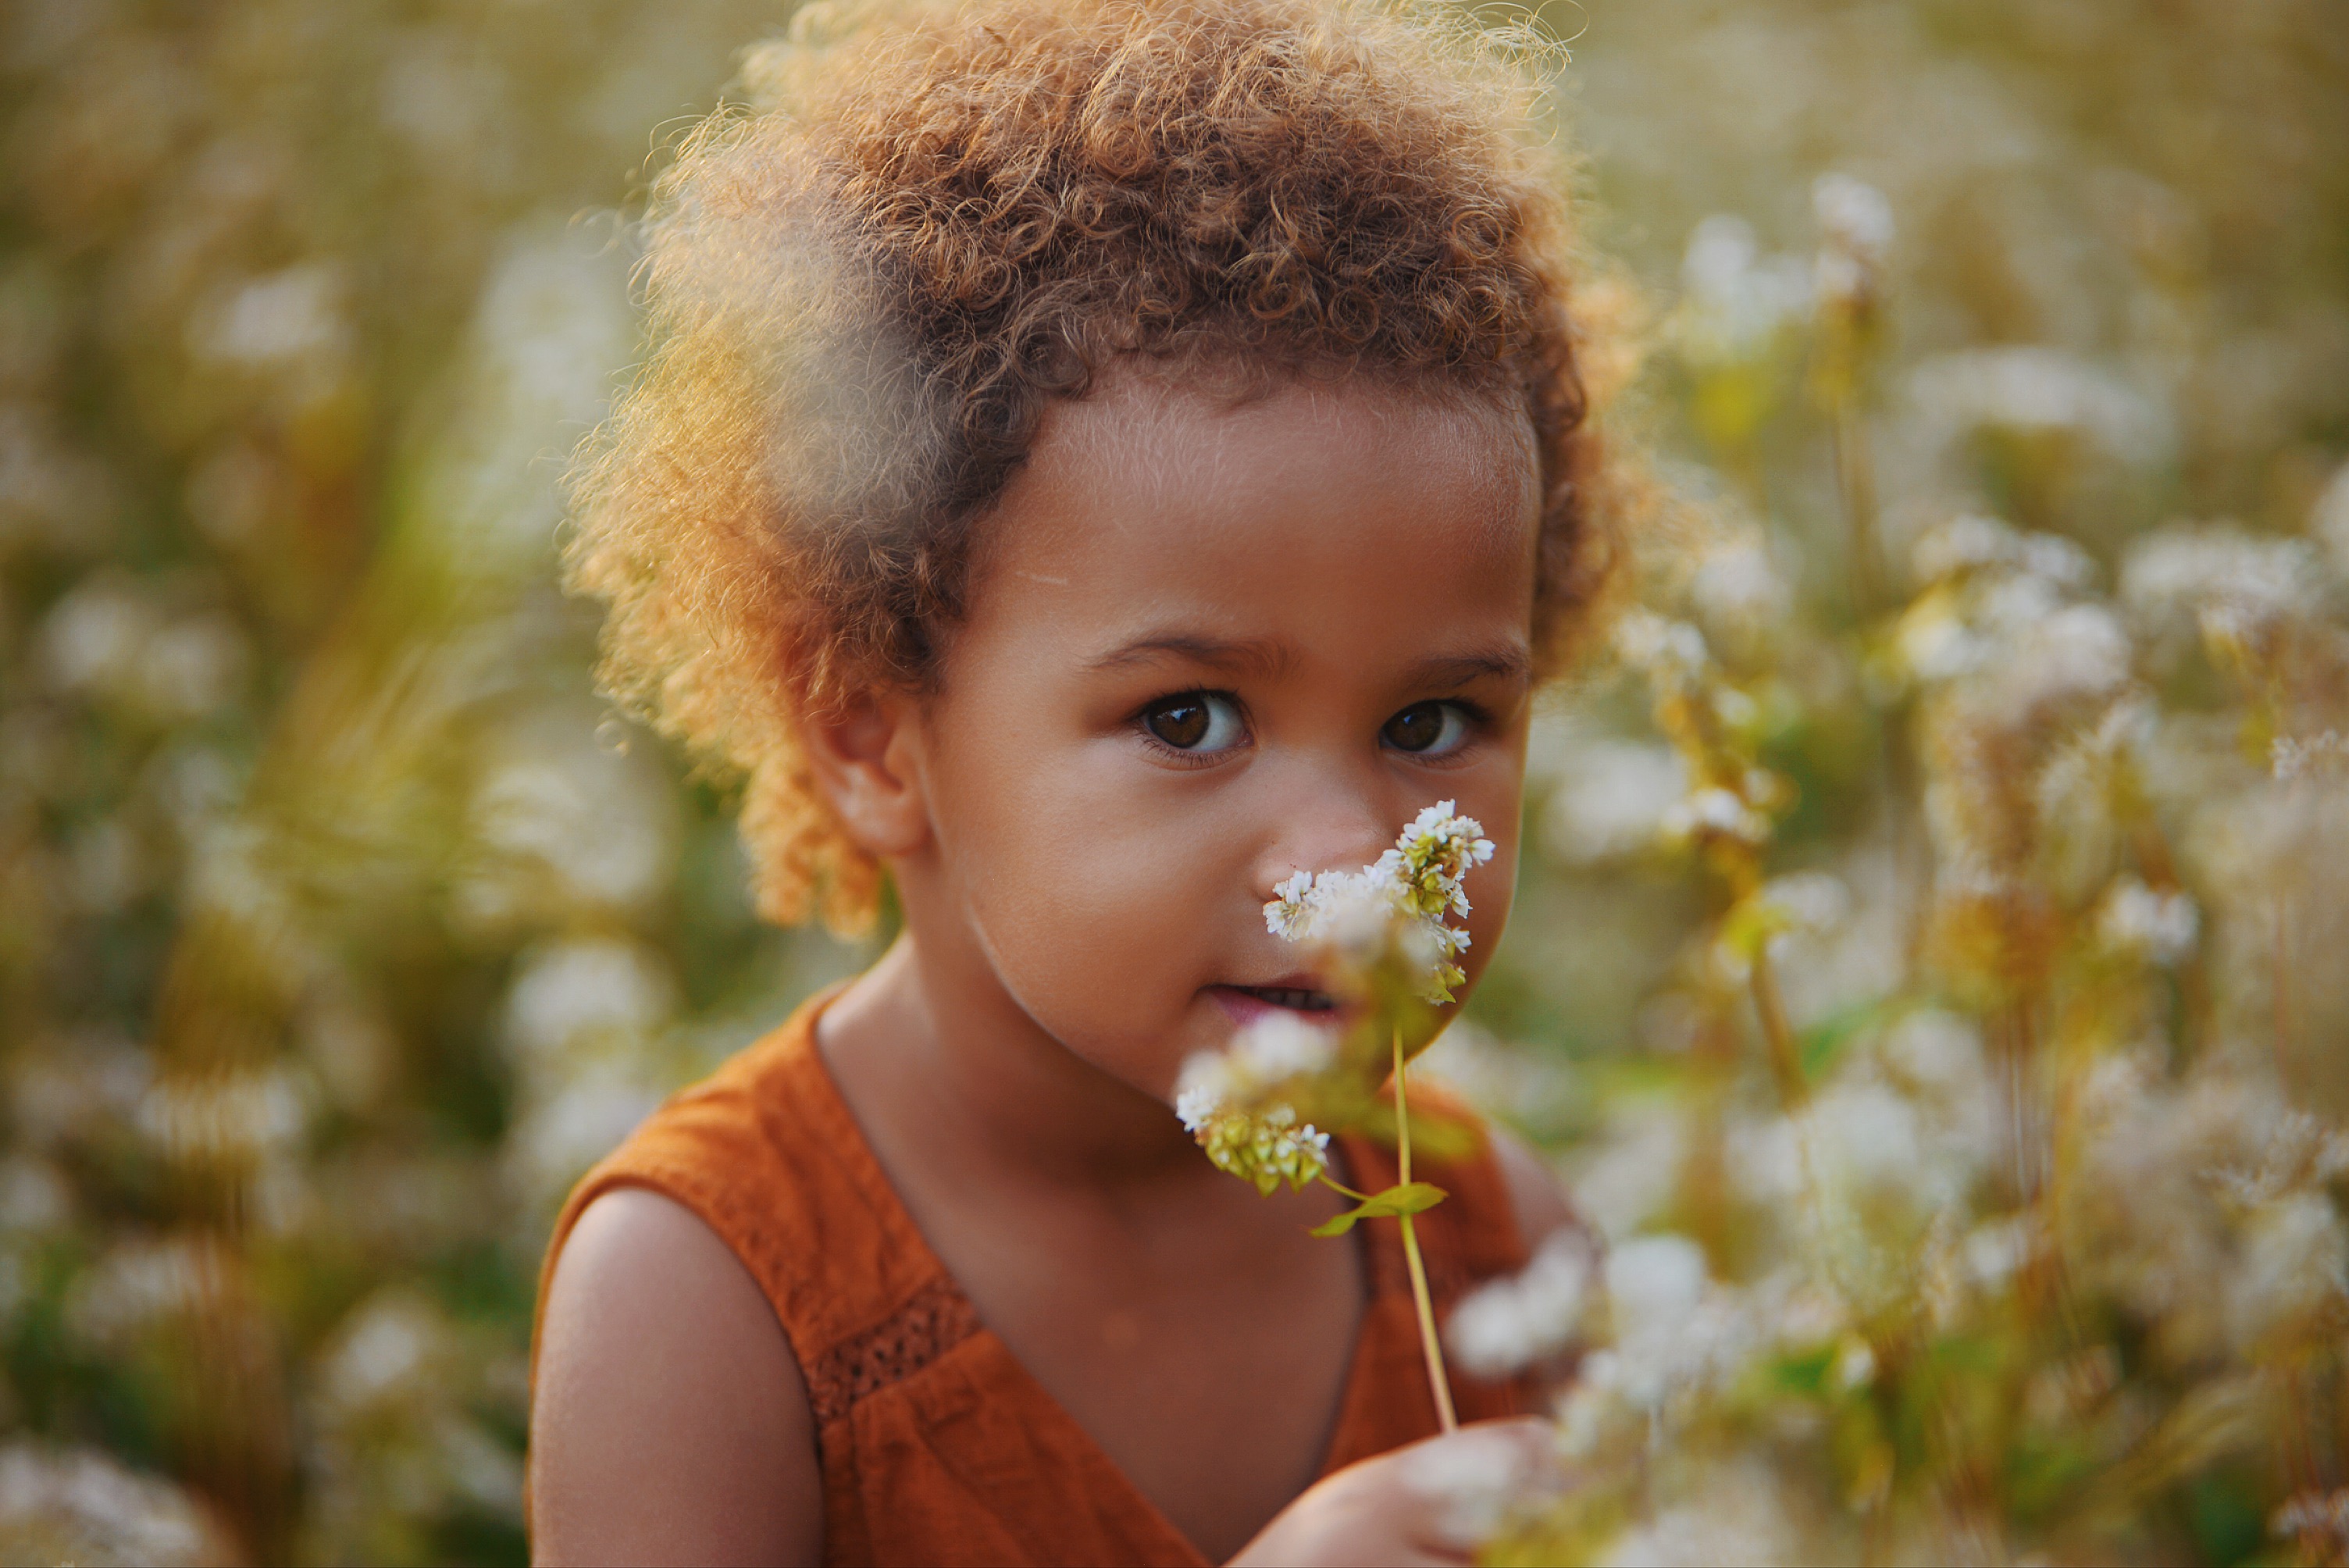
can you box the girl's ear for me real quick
[800,693,931,859]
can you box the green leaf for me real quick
[1309,1181,1448,1237]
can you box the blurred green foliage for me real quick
[0,0,2343,1563]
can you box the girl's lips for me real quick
[1207,982,1342,1028]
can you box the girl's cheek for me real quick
[967,814,1217,1009]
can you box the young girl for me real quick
[529,2,1627,1562]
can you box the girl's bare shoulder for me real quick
[530,1188,820,1566]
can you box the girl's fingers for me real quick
[1397,1418,1559,1554]
[1228,1418,1559,1566]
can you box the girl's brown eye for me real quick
[1382,701,1470,757]
[1143,692,1243,752]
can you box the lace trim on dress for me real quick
[804,1274,985,1427]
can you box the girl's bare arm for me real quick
[530,1189,822,1566]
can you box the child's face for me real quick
[907,367,1540,1102]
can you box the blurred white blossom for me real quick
[1675,216,1813,364]
[2094,875,2198,964]
[1545,739,1686,864]
[2120,522,2321,645]
[1912,346,2170,463]
[0,1445,221,1566]
[1447,1228,1597,1377]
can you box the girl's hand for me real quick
[1228,1418,1556,1567]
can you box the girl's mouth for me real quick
[1207,981,1340,1026]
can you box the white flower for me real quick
[1674,216,1813,363]
[2226,1192,2348,1352]
[1880,1009,1991,1112]
[1235,1012,1338,1080]
[1182,1099,1331,1196]
[1174,1016,1340,1189]
[1390,801,1497,918]
[1912,512,2094,590]
[1756,871,1848,935]
[1813,173,1895,261]
[1814,173,1895,308]
[2273,730,2347,782]
[1663,786,1771,846]
[318,1290,447,1416]
[1446,1228,1595,1377]
[2096,876,2199,964]
[1545,740,1687,864]
[137,1068,308,1166]
[0,1442,219,1566]
[1690,533,1791,639]
[2120,523,2319,638]
[504,937,675,1066]
[1733,1082,1978,1225]
[1911,346,2169,462]
[1402,1420,1555,1551]
[1596,1459,1794,1568]
[1606,1233,1709,1324]
[1178,1014,1340,1121]
[2274,1489,2349,1551]
[1993,602,2132,712]
[1913,512,2019,583]
[1262,803,1492,1000]
[1614,609,1712,685]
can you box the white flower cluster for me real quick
[1180,804,1498,1194]
[1446,1228,1596,1378]
[2274,1488,2349,1554]
[1754,870,1849,935]
[1544,739,1688,866]
[1612,608,1713,687]
[1689,530,1792,647]
[1181,1102,1331,1197]
[1910,345,2169,463]
[2120,522,2328,673]
[1173,1012,1337,1134]
[1897,514,2138,764]
[1660,783,1773,847]
[1554,1236,1798,1445]
[0,1442,221,1566]
[2094,875,2198,964]
[1264,801,1495,1001]
[1674,216,1813,367]
[1912,512,2093,591]
[2273,729,2347,781]
[1173,1012,1338,1196]
[1813,172,1894,306]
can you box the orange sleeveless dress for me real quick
[529,991,1540,1566]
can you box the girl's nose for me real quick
[1250,788,1392,899]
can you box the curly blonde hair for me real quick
[567,0,1635,932]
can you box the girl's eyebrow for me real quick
[1085,633,1299,677]
[1085,634,1528,687]
[1404,645,1531,688]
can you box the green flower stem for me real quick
[1748,945,1809,1110]
[1394,1027,1459,1433]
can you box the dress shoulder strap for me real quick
[529,989,975,1419]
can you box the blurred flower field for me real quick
[2,0,2345,1563]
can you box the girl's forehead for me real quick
[963,369,1540,661]
[996,368,1540,563]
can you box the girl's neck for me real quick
[817,932,1210,1197]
